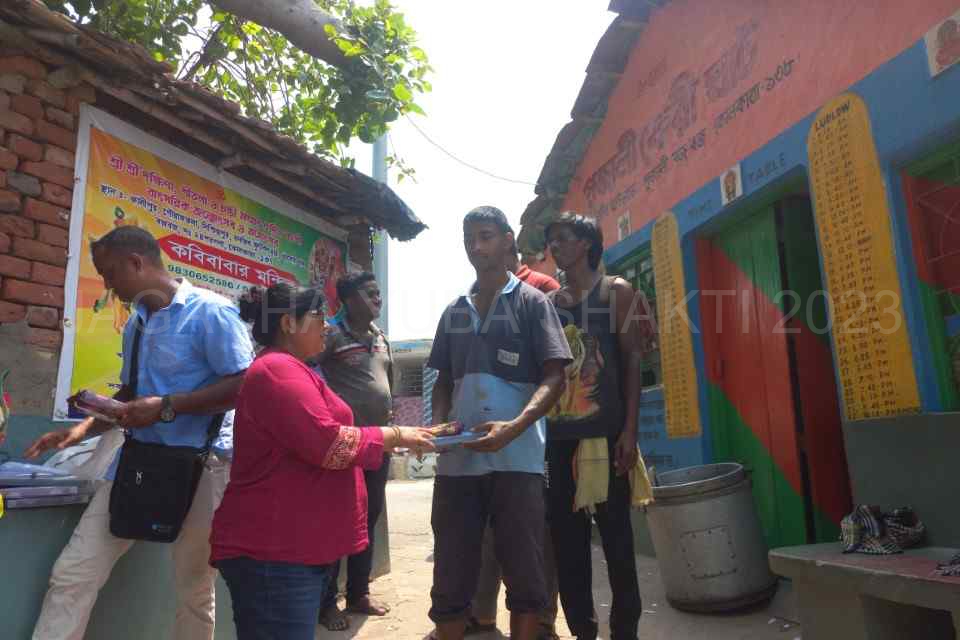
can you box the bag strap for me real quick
[128,313,224,454]
[203,413,225,454]
[120,316,145,441]
[128,314,144,398]
[382,330,395,396]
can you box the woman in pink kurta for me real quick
[210,283,433,640]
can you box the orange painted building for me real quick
[521,0,960,552]
[524,0,959,248]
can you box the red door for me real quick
[698,202,850,547]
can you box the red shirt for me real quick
[210,350,385,566]
[515,264,560,293]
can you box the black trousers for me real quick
[323,452,391,608]
[428,472,548,623]
[546,438,642,640]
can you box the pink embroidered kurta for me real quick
[211,349,385,566]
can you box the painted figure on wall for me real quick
[936,19,960,72]
[549,324,604,420]
[723,169,739,203]
[309,236,346,317]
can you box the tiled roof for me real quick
[518,0,667,255]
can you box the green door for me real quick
[698,200,851,548]
[698,208,809,549]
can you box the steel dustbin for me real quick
[646,463,777,612]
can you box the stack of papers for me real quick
[433,432,484,448]
[0,461,93,509]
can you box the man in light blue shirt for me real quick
[26,226,253,640]
[111,278,248,467]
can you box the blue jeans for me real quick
[217,556,333,640]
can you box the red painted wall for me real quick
[553,0,958,254]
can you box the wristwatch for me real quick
[160,395,176,423]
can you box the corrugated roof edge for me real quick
[0,0,427,241]
[518,0,666,256]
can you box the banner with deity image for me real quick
[54,106,348,420]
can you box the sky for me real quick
[346,1,615,340]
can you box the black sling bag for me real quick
[109,315,225,542]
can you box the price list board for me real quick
[807,93,920,421]
[651,212,702,438]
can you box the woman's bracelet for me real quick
[391,425,402,444]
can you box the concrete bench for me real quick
[769,543,960,640]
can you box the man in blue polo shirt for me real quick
[25,226,253,640]
[427,206,571,640]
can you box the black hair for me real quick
[463,205,513,235]
[336,271,377,302]
[89,225,163,266]
[238,283,325,347]
[545,212,604,270]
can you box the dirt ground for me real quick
[316,479,802,640]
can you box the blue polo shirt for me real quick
[427,272,572,476]
[106,279,254,479]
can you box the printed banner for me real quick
[807,93,921,420]
[55,107,348,419]
[926,10,960,77]
[651,212,702,438]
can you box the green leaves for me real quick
[335,35,366,57]
[43,0,431,178]
[240,22,261,36]
[392,82,411,102]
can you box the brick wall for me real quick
[0,47,371,403]
[0,53,92,354]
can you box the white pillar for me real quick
[372,135,389,336]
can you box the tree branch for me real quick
[210,0,349,69]
[180,22,227,81]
